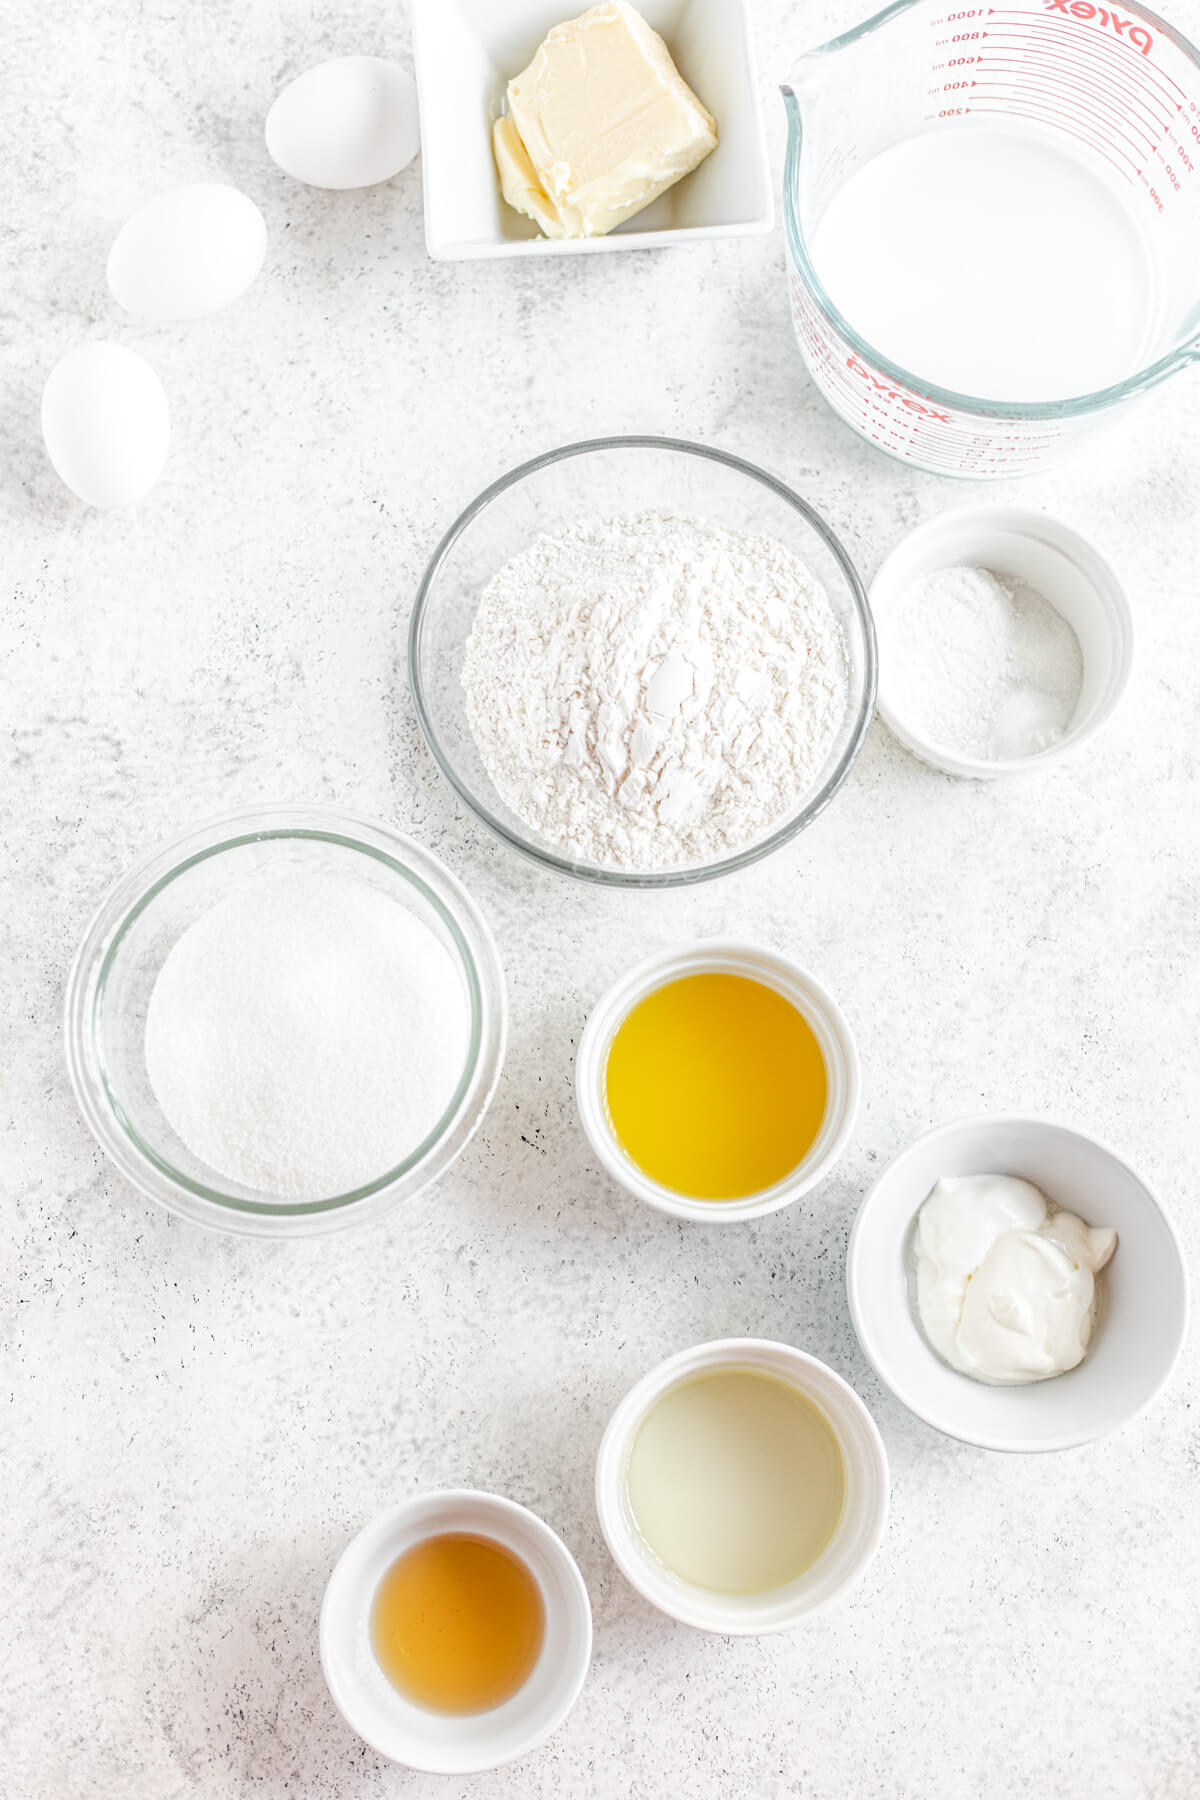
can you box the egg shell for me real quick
[107,182,267,322]
[41,342,170,511]
[265,56,420,190]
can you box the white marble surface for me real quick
[3,1,1199,1795]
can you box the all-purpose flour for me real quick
[144,872,469,1199]
[461,512,850,870]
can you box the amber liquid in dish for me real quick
[370,1533,545,1714]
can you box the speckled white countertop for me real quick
[3,1,1199,1795]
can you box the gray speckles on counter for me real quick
[3,1,1199,1796]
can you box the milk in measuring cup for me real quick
[810,124,1161,402]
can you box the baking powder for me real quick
[886,565,1083,762]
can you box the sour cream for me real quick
[914,1174,1116,1385]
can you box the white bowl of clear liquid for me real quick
[783,0,1200,475]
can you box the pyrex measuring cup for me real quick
[783,0,1200,475]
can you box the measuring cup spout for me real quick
[779,19,878,214]
[779,53,825,121]
[780,84,807,232]
[780,83,802,148]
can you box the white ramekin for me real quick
[575,941,860,1222]
[846,1115,1190,1453]
[320,1490,592,1774]
[871,505,1134,778]
[595,1338,889,1633]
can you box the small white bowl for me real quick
[320,1491,592,1774]
[595,1338,889,1633]
[847,1115,1189,1454]
[872,505,1133,778]
[411,0,772,260]
[575,941,860,1221]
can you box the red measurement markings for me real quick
[843,355,955,422]
[982,46,1182,134]
[825,378,1059,471]
[963,98,1137,180]
[977,47,1175,134]
[966,72,1158,162]
[1164,121,1199,177]
[795,280,1065,472]
[854,433,1057,471]
[966,75,1148,159]
[985,17,1186,103]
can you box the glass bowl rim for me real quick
[63,803,507,1234]
[408,435,878,889]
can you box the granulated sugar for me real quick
[461,512,849,870]
[144,872,468,1199]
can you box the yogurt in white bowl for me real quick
[847,1115,1188,1453]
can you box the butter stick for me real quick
[494,2,718,240]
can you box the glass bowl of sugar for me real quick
[409,437,877,887]
[64,805,507,1236]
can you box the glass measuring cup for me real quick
[783,0,1200,476]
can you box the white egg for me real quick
[41,342,170,510]
[265,56,420,190]
[107,182,267,322]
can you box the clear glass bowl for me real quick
[409,438,876,888]
[64,806,507,1237]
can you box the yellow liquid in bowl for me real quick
[603,972,827,1199]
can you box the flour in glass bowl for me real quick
[461,512,850,870]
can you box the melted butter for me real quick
[604,972,827,1199]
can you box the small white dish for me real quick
[871,505,1133,778]
[575,940,860,1221]
[847,1115,1189,1453]
[411,0,772,260]
[595,1338,889,1633]
[320,1490,592,1773]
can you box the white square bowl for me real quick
[411,0,773,260]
